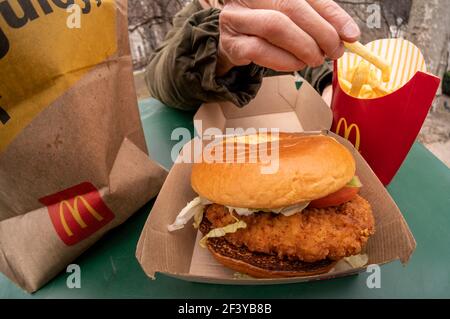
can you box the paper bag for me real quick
[0,0,167,292]
[331,39,440,185]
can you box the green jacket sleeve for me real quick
[145,2,265,111]
[298,60,333,95]
[145,0,332,111]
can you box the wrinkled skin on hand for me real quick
[217,0,360,75]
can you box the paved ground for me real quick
[135,72,450,168]
[418,95,450,168]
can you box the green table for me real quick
[1,98,450,298]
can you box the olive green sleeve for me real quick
[145,2,265,111]
[145,1,332,110]
[298,60,333,94]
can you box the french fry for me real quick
[346,66,357,84]
[350,61,370,97]
[339,78,352,93]
[372,85,392,97]
[368,69,380,87]
[338,62,344,79]
[368,68,393,97]
[344,41,392,82]
[359,84,375,99]
[338,44,394,98]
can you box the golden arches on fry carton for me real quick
[335,117,360,151]
[339,39,427,99]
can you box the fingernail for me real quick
[341,20,360,39]
[330,43,344,59]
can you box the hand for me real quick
[216,0,360,76]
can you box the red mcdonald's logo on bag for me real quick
[39,182,115,246]
[335,117,361,151]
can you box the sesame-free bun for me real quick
[191,133,355,208]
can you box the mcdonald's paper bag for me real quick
[0,0,167,292]
[331,39,440,185]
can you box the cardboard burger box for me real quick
[136,75,416,284]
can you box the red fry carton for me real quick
[331,39,440,185]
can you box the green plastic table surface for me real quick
[1,98,449,298]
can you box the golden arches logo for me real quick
[59,196,104,237]
[336,117,361,151]
[40,182,115,246]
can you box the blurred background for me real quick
[128,0,450,167]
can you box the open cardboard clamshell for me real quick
[136,76,416,284]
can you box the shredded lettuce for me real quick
[343,254,369,268]
[346,176,362,188]
[199,220,247,248]
[193,208,204,229]
[227,206,260,216]
[233,272,254,279]
[168,197,211,232]
[272,202,310,216]
[170,195,312,233]
[227,201,310,217]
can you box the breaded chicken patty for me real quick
[205,195,375,263]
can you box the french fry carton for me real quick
[332,39,441,185]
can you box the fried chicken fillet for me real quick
[205,195,375,263]
[169,134,378,277]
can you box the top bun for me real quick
[191,133,356,208]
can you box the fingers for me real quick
[219,0,359,71]
[220,33,306,72]
[243,0,359,57]
[221,8,324,66]
[306,0,360,42]
[278,0,345,59]
[247,0,343,59]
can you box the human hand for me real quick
[216,0,360,76]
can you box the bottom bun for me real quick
[199,218,337,278]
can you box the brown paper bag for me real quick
[0,0,167,292]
